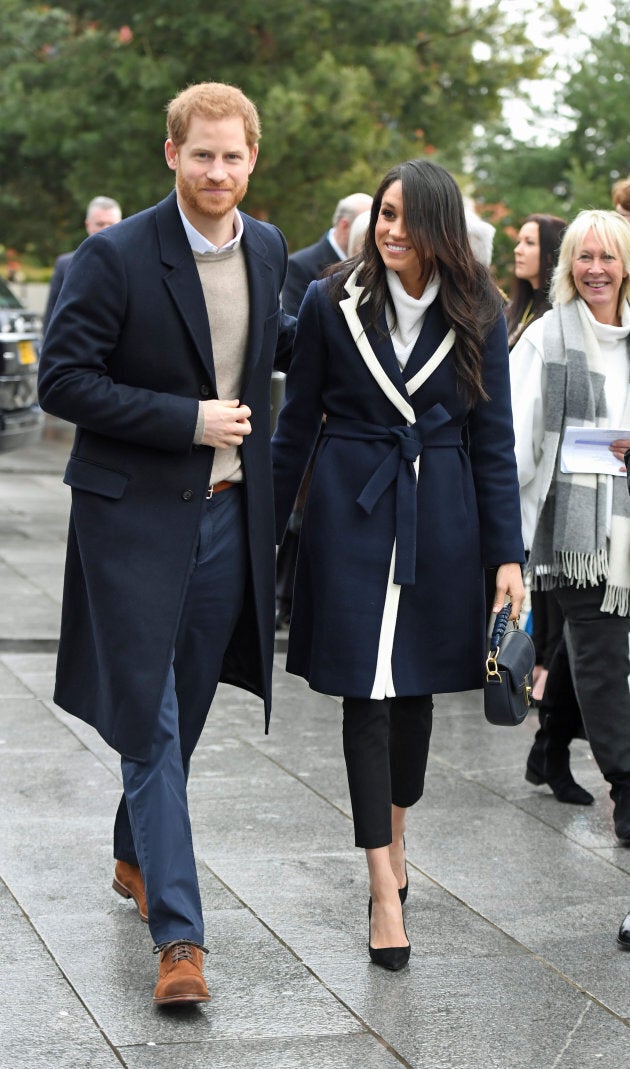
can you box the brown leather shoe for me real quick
[112,860,149,923]
[153,941,210,1005]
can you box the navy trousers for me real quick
[113,486,247,947]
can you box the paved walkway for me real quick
[1,425,629,1068]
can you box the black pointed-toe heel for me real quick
[397,836,409,905]
[368,899,410,971]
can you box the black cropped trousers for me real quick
[342,695,433,849]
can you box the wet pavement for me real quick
[1,422,629,1068]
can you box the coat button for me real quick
[200,384,210,396]
[182,489,194,501]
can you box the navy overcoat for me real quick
[38,191,294,760]
[272,270,524,699]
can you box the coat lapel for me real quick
[339,269,415,423]
[156,192,216,386]
[403,302,455,396]
[240,217,275,394]
[339,268,455,415]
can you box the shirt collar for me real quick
[326,227,345,262]
[177,202,244,254]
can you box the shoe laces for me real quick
[154,940,208,960]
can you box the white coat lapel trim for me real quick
[339,269,416,425]
[406,328,455,396]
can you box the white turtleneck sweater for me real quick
[385,269,441,369]
[509,297,630,548]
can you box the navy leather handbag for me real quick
[484,603,535,726]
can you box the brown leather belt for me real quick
[206,480,235,499]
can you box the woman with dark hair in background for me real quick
[273,159,524,971]
[506,213,567,349]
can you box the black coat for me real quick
[38,191,295,759]
[281,234,340,316]
[43,251,74,334]
[273,273,524,699]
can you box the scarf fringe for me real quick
[559,548,609,587]
[530,550,630,616]
[601,585,630,616]
[530,549,608,589]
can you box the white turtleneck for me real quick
[385,269,441,369]
[576,298,630,428]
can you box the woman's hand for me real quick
[493,563,525,620]
[610,437,630,471]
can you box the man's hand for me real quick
[200,398,252,448]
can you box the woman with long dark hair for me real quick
[506,214,567,349]
[272,159,524,971]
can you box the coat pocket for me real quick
[63,455,130,499]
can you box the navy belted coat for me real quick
[38,191,294,760]
[272,271,524,699]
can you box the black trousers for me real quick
[530,588,565,669]
[547,582,630,782]
[342,695,433,849]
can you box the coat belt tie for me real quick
[324,404,460,585]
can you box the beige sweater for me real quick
[194,246,250,485]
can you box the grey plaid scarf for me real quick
[528,299,630,616]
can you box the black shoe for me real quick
[368,898,410,971]
[398,836,409,905]
[617,913,630,948]
[612,788,630,841]
[525,743,594,806]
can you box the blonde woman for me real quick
[510,210,630,839]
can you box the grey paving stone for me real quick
[0,746,117,821]
[1,660,58,702]
[0,696,84,751]
[0,659,32,698]
[316,956,630,1069]
[188,739,353,858]
[45,700,122,777]
[38,908,364,1049]
[119,1033,401,1069]
[0,882,123,1069]
[405,768,630,925]
[592,844,630,875]
[204,852,531,968]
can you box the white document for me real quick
[560,426,629,477]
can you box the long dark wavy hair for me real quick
[505,213,566,349]
[328,159,503,405]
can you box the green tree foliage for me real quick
[561,0,630,185]
[471,0,630,289]
[2,0,558,262]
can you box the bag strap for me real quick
[486,603,524,682]
[489,603,513,652]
